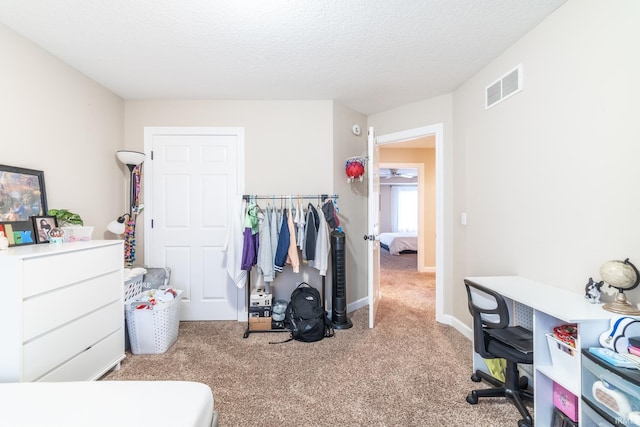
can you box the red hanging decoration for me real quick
[345,157,366,183]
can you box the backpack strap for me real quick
[269,334,294,345]
[324,312,335,338]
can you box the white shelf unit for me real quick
[0,240,125,382]
[467,276,615,426]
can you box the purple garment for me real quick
[241,227,259,271]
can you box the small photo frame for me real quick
[31,215,58,244]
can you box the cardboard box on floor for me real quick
[249,317,272,331]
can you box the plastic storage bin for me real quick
[126,290,183,354]
[582,350,640,425]
[61,226,94,242]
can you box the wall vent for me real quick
[485,65,522,109]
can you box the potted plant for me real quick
[48,209,93,241]
[48,209,84,226]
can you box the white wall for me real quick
[331,101,368,306]
[0,24,125,237]
[452,0,640,324]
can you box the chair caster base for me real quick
[466,392,478,404]
[518,418,532,427]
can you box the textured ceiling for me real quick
[0,0,566,114]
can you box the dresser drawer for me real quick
[38,330,125,382]
[23,301,122,381]
[23,270,122,341]
[22,244,122,298]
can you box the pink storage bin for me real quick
[553,381,578,422]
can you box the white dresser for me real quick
[0,240,125,382]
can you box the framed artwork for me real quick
[0,164,48,246]
[32,215,58,244]
[0,221,36,246]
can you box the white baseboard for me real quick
[449,316,472,341]
[348,296,369,313]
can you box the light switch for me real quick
[461,212,467,225]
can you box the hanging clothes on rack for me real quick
[303,203,320,263]
[274,208,291,273]
[322,198,340,230]
[268,204,279,272]
[285,200,300,273]
[256,210,274,284]
[241,201,261,271]
[311,205,331,276]
[295,199,306,250]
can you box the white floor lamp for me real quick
[108,150,145,267]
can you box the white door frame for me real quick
[376,123,444,323]
[143,126,246,320]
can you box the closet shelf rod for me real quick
[242,194,338,201]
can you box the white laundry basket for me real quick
[126,290,183,355]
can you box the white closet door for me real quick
[145,127,244,321]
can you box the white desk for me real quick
[466,276,617,426]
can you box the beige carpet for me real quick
[104,252,530,426]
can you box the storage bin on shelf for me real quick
[61,226,94,242]
[553,381,578,422]
[126,289,183,355]
[582,350,640,425]
[546,333,579,374]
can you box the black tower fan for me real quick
[331,229,353,329]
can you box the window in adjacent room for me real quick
[391,186,418,233]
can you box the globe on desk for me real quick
[600,258,640,315]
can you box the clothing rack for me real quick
[242,193,338,338]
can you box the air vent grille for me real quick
[485,65,522,109]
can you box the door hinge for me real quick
[151,219,154,228]
[151,150,154,160]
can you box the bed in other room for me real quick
[379,232,418,255]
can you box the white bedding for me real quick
[0,381,217,427]
[379,232,418,255]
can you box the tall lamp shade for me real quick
[116,150,145,167]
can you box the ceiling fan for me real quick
[380,168,416,179]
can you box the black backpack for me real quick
[283,283,334,343]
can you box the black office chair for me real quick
[464,279,534,427]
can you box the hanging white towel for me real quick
[311,208,331,276]
[222,195,247,288]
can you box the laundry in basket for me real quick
[126,288,183,355]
